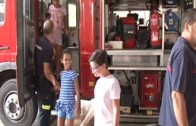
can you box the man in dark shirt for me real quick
[159,8,196,126]
[35,19,60,126]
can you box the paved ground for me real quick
[0,118,156,126]
[0,100,158,126]
[0,100,92,126]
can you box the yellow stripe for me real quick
[42,104,51,110]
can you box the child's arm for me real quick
[112,99,120,126]
[80,100,94,126]
[74,79,80,117]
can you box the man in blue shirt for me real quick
[159,8,196,126]
[35,19,60,126]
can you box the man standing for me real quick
[159,8,196,126]
[35,19,60,126]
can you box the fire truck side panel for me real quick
[79,0,97,98]
[0,0,17,88]
[0,0,17,63]
[99,0,104,49]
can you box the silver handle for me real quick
[0,46,9,50]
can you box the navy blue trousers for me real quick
[37,95,55,126]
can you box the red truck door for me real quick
[0,0,15,60]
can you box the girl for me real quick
[56,49,80,126]
[48,0,67,80]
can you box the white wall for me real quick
[60,0,67,9]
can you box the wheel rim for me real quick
[3,91,25,121]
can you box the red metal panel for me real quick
[79,0,96,98]
[0,0,17,62]
[140,72,161,108]
[99,0,103,49]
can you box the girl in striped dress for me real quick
[56,48,80,126]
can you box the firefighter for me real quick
[159,8,196,126]
[35,19,60,126]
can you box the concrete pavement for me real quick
[0,100,93,126]
[0,99,157,126]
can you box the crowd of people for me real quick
[35,0,196,125]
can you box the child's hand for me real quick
[80,122,87,126]
[54,81,60,92]
[74,107,80,119]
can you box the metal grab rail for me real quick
[0,46,9,50]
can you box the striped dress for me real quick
[56,70,77,113]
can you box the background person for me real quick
[159,8,196,126]
[80,50,121,126]
[48,0,67,80]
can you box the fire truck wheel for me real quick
[0,79,38,126]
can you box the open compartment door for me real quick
[16,0,37,107]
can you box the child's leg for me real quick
[66,119,74,126]
[66,110,75,126]
[57,111,66,126]
[57,117,66,126]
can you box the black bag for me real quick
[136,26,150,49]
[62,32,69,48]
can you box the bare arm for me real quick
[74,79,80,117]
[64,15,68,31]
[172,91,189,126]
[112,99,120,126]
[63,15,69,37]
[43,63,59,91]
[80,100,94,126]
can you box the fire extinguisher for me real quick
[150,10,162,48]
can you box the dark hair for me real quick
[45,13,51,19]
[182,8,196,31]
[61,48,72,58]
[89,50,109,68]
[43,19,54,35]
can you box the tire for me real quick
[0,79,38,126]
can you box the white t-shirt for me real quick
[93,74,121,126]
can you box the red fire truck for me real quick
[0,0,39,125]
[0,0,194,126]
